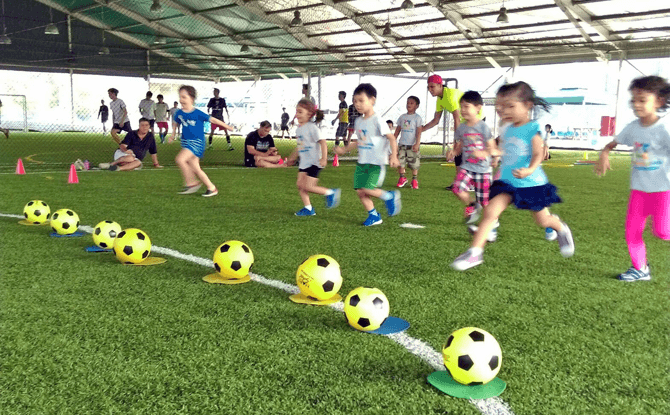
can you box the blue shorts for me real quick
[490,180,562,211]
[182,139,205,158]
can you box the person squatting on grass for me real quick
[451,81,575,271]
[335,83,401,227]
[394,96,423,190]
[595,75,670,282]
[99,118,162,171]
[446,91,495,228]
[286,98,341,216]
[168,85,233,197]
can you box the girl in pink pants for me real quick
[596,75,670,281]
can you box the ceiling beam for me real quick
[555,0,622,51]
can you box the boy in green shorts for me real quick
[335,83,401,226]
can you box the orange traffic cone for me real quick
[333,154,339,167]
[15,158,25,175]
[68,164,79,184]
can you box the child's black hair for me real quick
[353,83,377,99]
[496,81,551,113]
[339,91,346,98]
[629,76,670,111]
[108,88,119,95]
[386,120,393,126]
[408,95,420,106]
[146,91,153,98]
[157,94,164,100]
[460,90,483,106]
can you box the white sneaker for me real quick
[468,221,499,243]
[545,228,557,241]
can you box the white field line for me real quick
[1,212,514,415]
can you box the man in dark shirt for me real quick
[98,99,109,135]
[244,121,285,168]
[99,118,162,171]
[207,88,233,150]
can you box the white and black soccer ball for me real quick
[343,287,390,332]
[442,327,502,385]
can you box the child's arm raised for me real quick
[513,133,544,179]
[595,140,617,176]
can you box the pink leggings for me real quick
[625,190,670,269]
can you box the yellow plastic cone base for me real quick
[124,257,167,266]
[202,273,251,285]
[289,293,342,305]
[18,220,49,226]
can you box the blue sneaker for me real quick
[384,190,401,217]
[363,213,383,227]
[325,188,341,209]
[545,227,557,241]
[618,265,651,281]
[295,207,316,216]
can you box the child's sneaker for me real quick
[363,213,383,226]
[277,157,285,165]
[325,188,341,209]
[451,249,484,271]
[202,188,218,197]
[556,222,575,258]
[618,264,651,281]
[178,183,202,194]
[411,178,419,189]
[396,177,408,188]
[467,220,499,242]
[464,204,480,225]
[295,207,316,216]
[384,190,401,216]
[545,227,557,241]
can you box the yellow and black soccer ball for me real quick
[213,240,254,279]
[442,327,502,385]
[50,208,79,235]
[92,220,122,249]
[23,200,51,224]
[343,287,389,332]
[113,228,151,264]
[296,254,342,301]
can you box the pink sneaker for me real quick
[277,157,285,165]
[397,177,408,188]
[464,205,476,219]
[411,178,418,189]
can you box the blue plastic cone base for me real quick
[368,316,410,335]
[85,245,112,252]
[50,231,85,238]
[427,371,506,399]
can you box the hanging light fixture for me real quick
[401,0,414,10]
[290,10,302,27]
[240,44,249,52]
[0,0,10,45]
[153,35,166,44]
[150,0,162,13]
[496,2,509,24]
[45,7,59,35]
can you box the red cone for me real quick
[68,164,79,184]
[15,158,25,175]
[333,154,339,167]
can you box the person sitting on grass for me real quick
[99,118,162,171]
[244,121,285,168]
[0,99,8,139]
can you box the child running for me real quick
[451,81,574,270]
[446,91,494,226]
[168,85,232,197]
[595,75,670,281]
[394,96,422,189]
[287,98,341,216]
[335,83,401,226]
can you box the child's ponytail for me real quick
[314,109,325,123]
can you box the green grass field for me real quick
[1,149,668,414]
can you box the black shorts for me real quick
[148,119,155,128]
[281,125,289,131]
[112,122,132,133]
[454,154,462,167]
[101,116,108,123]
[336,123,348,137]
[299,165,322,178]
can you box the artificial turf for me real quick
[1,150,668,414]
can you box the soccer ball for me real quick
[296,254,342,300]
[343,287,390,332]
[213,241,254,279]
[23,200,50,224]
[50,209,80,235]
[92,220,122,249]
[442,327,502,385]
[113,228,151,264]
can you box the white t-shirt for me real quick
[616,118,670,192]
[139,99,156,120]
[396,113,422,146]
[154,102,169,122]
[296,122,323,170]
[355,114,391,166]
[110,98,129,125]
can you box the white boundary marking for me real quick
[0,212,514,415]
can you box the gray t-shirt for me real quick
[296,122,323,170]
[456,120,493,174]
[139,99,156,120]
[396,113,422,146]
[354,114,391,166]
[616,118,670,192]
[154,102,169,122]
[110,98,129,124]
